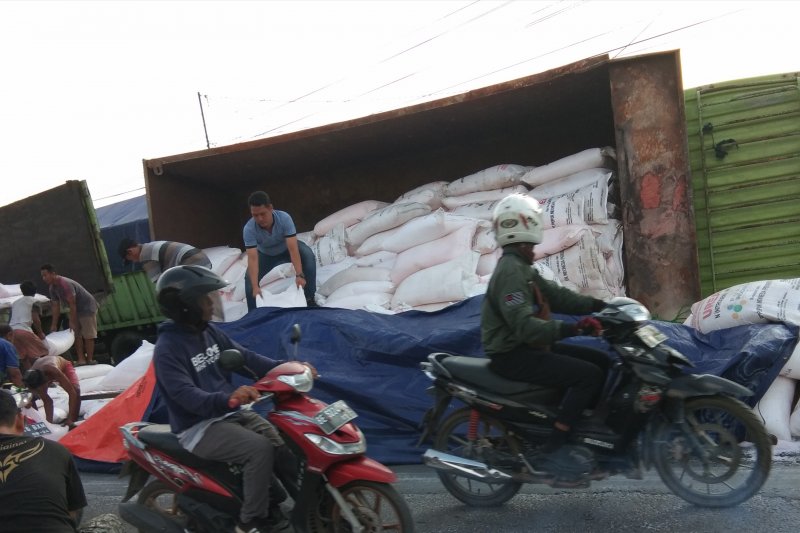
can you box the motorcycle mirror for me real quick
[290,324,302,345]
[219,349,245,371]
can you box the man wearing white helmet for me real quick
[482,193,609,475]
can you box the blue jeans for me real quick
[245,241,317,311]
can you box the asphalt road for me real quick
[82,457,800,533]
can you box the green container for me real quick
[685,73,800,296]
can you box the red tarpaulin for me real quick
[61,363,156,464]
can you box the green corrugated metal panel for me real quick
[685,73,800,296]
[97,271,164,332]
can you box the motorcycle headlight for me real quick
[278,367,314,392]
[304,431,366,455]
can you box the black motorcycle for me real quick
[418,297,772,508]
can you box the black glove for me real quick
[591,298,606,312]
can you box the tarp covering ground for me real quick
[62,295,799,467]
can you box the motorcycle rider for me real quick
[482,193,609,475]
[153,265,310,533]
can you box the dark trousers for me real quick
[191,411,281,523]
[245,241,317,311]
[489,343,609,427]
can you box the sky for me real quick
[1,0,798,208]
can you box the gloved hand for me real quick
[575,317,603,336]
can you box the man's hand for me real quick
[295,276,307,289]
[228,385,260,408]
[575,317,603,336]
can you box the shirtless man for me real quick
[22,355,81,429]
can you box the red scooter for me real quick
[118,325,415,533]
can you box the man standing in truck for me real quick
[118,238,213,283]
[243,191,317,310]
[40,264,98,366]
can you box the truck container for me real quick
[144,50,698,320]
[684,72,800,296]
[0,181,161,362]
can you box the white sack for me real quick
[686,279,800,333]
[325,281,396,305]
[391,223,478,285]
[312,222,348,266]
[354,225,405,257]
[538,231,611,297]
[296,231,318,247]
[81,399,112,419]
[391,252,480,309]
[450,200,498,221]
[21,406,68,441]
[779,341,800,380]
[203,246,243,276]
[0,284,21,298]
[324,292,393,311]
[754,376,795,442]
[471,222,496,254]
[45,330,75,357]
[534,225,593,260]
[78,375,109,394]
[533,262,561,284]
[594,220,626,294]
[521,148,615,188]
[256,285,307,308]
[395,188,445,210]
[220,255,248,287]
[313,200,389,237]
[346,202,431,248]
[477,249,502,277]
[445,164,532,197]
[316,257,357,288]
[259,263,297,287]
[395,181,449,205]
[412,302,454,312]
[441,185,529,210]
[791,394,800,438]
[355,251,397,269]
[537,196,585,228]
[530,168,614,199]
[98,341,154,392]
[380,210,478,253]
[222,300,248,323]
[318,266,392,298]
[74,363,114,381]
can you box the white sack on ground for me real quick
[391,252,480,309]
[530,168,614,199]
[754,375,795,442]
[74,363,114,381]
[346,202,431,248]
[779,341,800,380]
[445,164,532,197]
[380,210,479,253]
[0,284,21,298]
[98,341,154,392]
[391,223,478,285]
[78,375,109,394]
[21,406,68,441]
[46,330,75,357]
[318,266,392,298]
[257,285,307,308]
[203,246,243,276]
[534,225,593,260]
[790,395,800,438]
[314,200,389,237]
[686,279,800,333]
[521,147,615,188]
[441,185,529,210]
[312,222,348,266]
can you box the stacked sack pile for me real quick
[683,279,800,448]
[208,146,625,317]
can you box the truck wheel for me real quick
[110,331,144,364]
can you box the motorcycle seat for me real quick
[438,354,558,396]
[138,424,216,470]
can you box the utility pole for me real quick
[197,92,211,149]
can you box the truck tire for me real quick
[110,331,144,364]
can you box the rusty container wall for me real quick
[609,52,700,320]
[144,51,696,315]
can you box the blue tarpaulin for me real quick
[215,295,799,465]
[94,195,150,275]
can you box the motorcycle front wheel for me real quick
[309,480,415,533]
[652,395,772,508]
[433,407,523,507]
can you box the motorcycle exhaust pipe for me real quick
[423,449,513,483]
[118,502,186,533]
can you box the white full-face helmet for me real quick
[492,193,544,246]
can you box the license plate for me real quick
[314,400,358,435]
[636,324,667,348]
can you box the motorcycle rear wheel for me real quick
[309,480,415,533]
[652,395,772,508]
[433,407,523,507]
[136,480,190,532]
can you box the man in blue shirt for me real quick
[0,325,23,388]
[243,191,317,310]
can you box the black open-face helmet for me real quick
[156,265,228,326]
